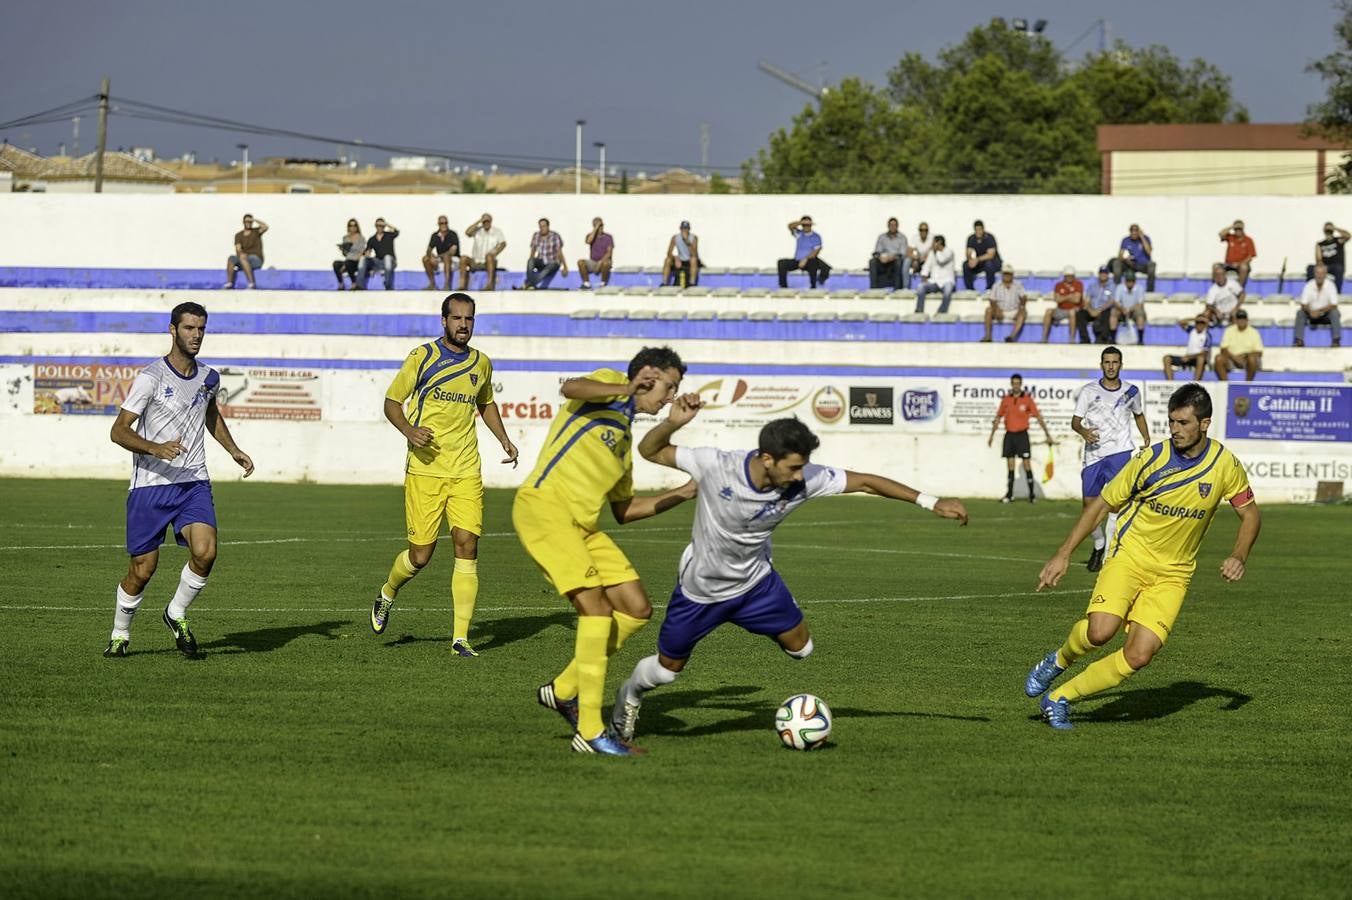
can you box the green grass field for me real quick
[1,478,1349,899]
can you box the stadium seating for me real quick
[0,265,1317,298]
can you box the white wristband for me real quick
[916,493,938,511]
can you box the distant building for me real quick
[1098,124,1350,196]
[38,152,178,193]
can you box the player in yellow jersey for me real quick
[1025,383,1261,730]
[371,293,518,656]
[515,346,699,756]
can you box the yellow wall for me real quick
[1110,150,1322,195]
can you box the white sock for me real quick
[623,654,680,705]
[112,585,143,640]
[783,637,814,659]
[1104,511,1120,549]
[167,564,208,620]
[1091,523,1106,551]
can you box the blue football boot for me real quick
[1024,651,1065,697]
[1040,693,1073,731]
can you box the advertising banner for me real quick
[215,367,323,421]
[1225,384,1352,443]
[32,363,140,415]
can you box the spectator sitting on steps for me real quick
[981,262,1027,343]
[777,215,830,289]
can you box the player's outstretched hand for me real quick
[1219,556,1246,582]
[934,498,968,526]
[233,450,255,478]
[407,426,435,448]
[629,365,662,395]
[987,434,994,447]
[152,439,185,461]
[1037,554,1069,591]
[1082,427,1100,444]
[501,438,519,468]
[667,392,703,425]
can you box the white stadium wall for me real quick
[3,192,1351,274]
[4,358,1350,502]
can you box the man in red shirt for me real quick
[988,374,1056,503]
[1041,266,1090,344]
[1220,219,1257,286]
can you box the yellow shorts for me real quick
[512,487,638,596]
[1087,553,1191,642]
[404,472,483,545]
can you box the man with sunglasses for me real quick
[357,218,400,291]
[422,216,460,291]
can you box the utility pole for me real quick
[594,142,606,195]
[237,143,249,194]
[72,116,80,156]
[575,119,585,195]
[93,77,109,193]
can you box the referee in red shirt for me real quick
[988,373,1056,502]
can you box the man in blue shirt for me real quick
[1111,223,1156,292]
[1084,266,1118,344]
[777,216,831,289]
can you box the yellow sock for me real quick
[451,558,478,640]
[1051,649,1136,702]
[1055,618,1096,669]
[553,610,650,699]
[573,615,612,739]
[382,550,420,599]
[608,610,648,655]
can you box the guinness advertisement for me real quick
[849,387,894,425]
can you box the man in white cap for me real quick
[1042,266,1090,343]
[982,262,1027,343]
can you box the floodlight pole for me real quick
[237,143,249,194]
[594,142,606,195]
[93,77,110,193]
[575,119,585,195]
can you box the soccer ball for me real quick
[775,693,832,750]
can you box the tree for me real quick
[1074,44,1248,125]
[747,19,1244,194]
[1307,0,1352,192]
[709,172,732,194]
[742,77,932,193]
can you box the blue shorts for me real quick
[126,481,217,557]
[1081,450,1133,498]
[657,569,803,660]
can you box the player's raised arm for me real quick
[610,479,698,524]
[842,470,968,525]
[560,365,659,401]
[638,392,703,468]
[1037,496,1115,590]
[205,393,254,477]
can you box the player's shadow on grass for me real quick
[1077,680,1252,723]
[200,620,348,655]
[646,685,990,738]
[383,612,573,651]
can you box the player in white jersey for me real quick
[610,408,968,741]
[103,301,254,658]
[1071,346,1149,572]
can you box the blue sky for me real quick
[0,0,1342,173]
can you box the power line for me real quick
[0,95,101,132]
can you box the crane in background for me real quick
[757,60,828,102]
